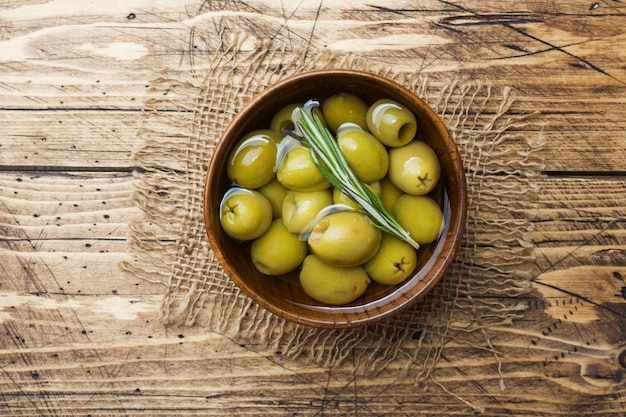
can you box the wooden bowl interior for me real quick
[204,70,467,328]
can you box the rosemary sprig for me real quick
[289,100,420,250]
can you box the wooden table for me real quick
[1,1,625,415]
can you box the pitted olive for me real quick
[270,103,304,134]
[366,98,417,147]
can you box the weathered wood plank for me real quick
[0,284,624,414]
[0,172,140,241]
[1,1,625,170]
[2,106,624,171]
[0,111,142,169]
[2,1,626,415]
[0,301,624,416]
[2,172,625,293]
[532,176,626,254]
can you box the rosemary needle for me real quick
[288,100,420,250]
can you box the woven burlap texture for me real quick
[121,37,544,382]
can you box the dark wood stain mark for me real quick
[619,350,626,368]
[535,280,626,319]
[368,5,406,15]
[439,13,543,26]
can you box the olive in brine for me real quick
[271,103,329,134]
[227,130,279,189]
[379,176,403,213]
[219,188,273,241]
[282,189,333,234]
[251,219,308,275]
[299,254,371,305]
[258,178,288,218]
[270,103,303,134]
[388,140,440,195]
[307,211,381,267]
[276,147,330,192]
[364,233,417,285]
[336,124,389,182]
[366,98,417,147]
[393,194,444,245]
[322,92,369,133]
[332,181,381,211]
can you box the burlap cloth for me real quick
[121,35,544,391]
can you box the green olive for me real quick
[270,103,303,134]
[276,147,330,192]
[366,98,417,147]
[270,103,327,133]
[336,124,389,182]
[388,140,441,195]
[364,233,417,285]
[322,92,369,133]
[311,106,329,130]
[299,254,371,305]
[227,130,278,189]
[282,189,333,234]
[251,219,308,275]
[332,181,381,211]
[220,187,273,241]
[246,128,282,143]
[307,211,381,267]
[393,194,444,245]
[258,178,288,218]
[379,176,403,213]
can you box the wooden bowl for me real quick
[204,69,467,328]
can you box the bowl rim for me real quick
[204,68,468,328]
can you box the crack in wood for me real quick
[437,0,626,85]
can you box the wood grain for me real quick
[1,0,626,415]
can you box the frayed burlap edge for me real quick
[121,34,545,397]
